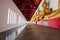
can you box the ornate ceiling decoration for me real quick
[13,0,41,21]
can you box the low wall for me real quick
[37,18,60,29]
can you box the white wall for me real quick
[0,0,27,33]
[48,0,58,11]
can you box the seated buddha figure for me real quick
[40,0,60,20]
[40,0,51,20]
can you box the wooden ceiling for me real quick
[13,0,41,21]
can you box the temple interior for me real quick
[0,0,60,40]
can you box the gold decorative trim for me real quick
[58,0,60,8]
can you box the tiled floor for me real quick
[15,24,60,40]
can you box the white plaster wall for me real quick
[0,0,27,33]
[48,0,58,11]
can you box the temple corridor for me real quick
[15,24,60,40]
[0,0,60,40]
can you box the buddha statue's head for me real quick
[42,0,47,9]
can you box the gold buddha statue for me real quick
[41,0,60,20]
[40,0,51,20]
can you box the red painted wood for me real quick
[48,18,60,28]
